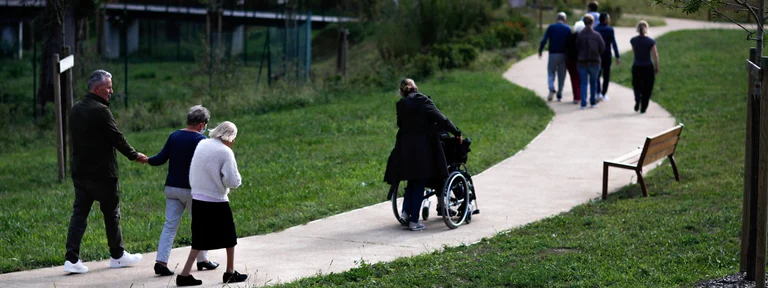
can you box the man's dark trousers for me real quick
[65,178,124,263]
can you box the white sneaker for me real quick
[602,95,610,101]
[109,251,142,268]
[64,260,89,274]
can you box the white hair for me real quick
[209,121,238,143]
[557,12,567,21]
[573,21,585,33]
[88,70,112,91]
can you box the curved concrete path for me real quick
[0,18,739,288]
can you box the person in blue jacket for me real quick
[580,1,601,29]
[539,12,572,102]
[595,13,620,101]
[148,105,220,276]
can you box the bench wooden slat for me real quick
[602,124,684,200]
[644,135,679,158]
[648,125,683,142]
[610,148,642,164]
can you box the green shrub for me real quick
[406,53,440,79]
[601,1,623,23]
[431,43,479,70]
[493,23,526,47]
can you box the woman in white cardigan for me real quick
[176,121,246,286]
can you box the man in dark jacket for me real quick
[576,14,605,109]
[595,13,621,101]
[64,70,147,274]
[384,79,462,231]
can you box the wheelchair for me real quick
[387,134,479,229]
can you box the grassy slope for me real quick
[271,29,750,288]
[0,69,552,273]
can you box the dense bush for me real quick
[431,43,479,70]
[600,2,623,23]
[405,53,440,79]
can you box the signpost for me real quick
[53,52,75,182]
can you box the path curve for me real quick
[0,18,739,288]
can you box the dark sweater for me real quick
[595,24,620,60]
[539,22,572,54]
[148,130,207,189]
[565,33,579,61]
[576,27,605,65]
[69,93,138,179]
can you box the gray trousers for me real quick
[156,186,208,263]
[547,53,567,97]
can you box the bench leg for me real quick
[636,170,648,197]
[669,155,681,182]
[602,162,609,200]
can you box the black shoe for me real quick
[154,263,174,276]
[634,102,639,112]
[223,270,248,283]
[176,274,202,286]
[196,260,219,271]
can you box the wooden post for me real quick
[755,55,768,288]
[217,8,223,59]
[206,9,211,66]
[53,53,65,182]
[743,47,758,274]
[336,28,348,77]
[63,46,74,163]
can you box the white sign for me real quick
[59,55,74,73]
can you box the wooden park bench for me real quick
[602,124,684,200]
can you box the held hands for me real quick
[135,153,148,164]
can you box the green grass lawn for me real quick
[270,29,751,288]
[0,68,552,273]
[614,15,667,27]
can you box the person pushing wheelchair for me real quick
[384,78,463,231]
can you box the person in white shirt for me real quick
[175,121,246,286]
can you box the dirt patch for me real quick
[694,273,768,288]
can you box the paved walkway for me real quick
[0,18,739,288]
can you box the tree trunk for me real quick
[37,0,66,117]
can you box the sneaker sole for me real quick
[64,269,88,274]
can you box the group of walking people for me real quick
[539,1,660,113]
[64,69,245,286]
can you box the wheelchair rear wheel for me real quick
[440,172,470,229]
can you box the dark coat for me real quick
[383,92,461,185]
[576,27,605,65]
[69,93,138,179]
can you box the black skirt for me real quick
[191,199,238,250]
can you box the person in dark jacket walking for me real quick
[595,13,621,101]
[630,20,660,113]
[64,70,147,274]
[565,20,585,104]
[384,79,462,231]
[539,12,572,102]
[576,14,605,109]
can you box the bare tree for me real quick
[31,0,67,118]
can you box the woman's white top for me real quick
[189,138,242,202]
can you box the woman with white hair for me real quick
[176,121,245,286]
[565,21,585,103]
[629,20,659,113]
[148,105,219,276]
